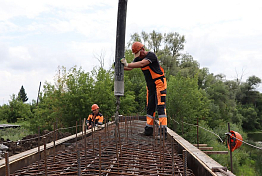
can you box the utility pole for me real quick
[36,82,41,106]
[228,123,233,173]
[114,0,128,135]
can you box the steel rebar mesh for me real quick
[11,119,195,176]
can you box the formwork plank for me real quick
[167,127,235,176]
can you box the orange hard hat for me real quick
[91,104,99,111]
[132,42,144,54]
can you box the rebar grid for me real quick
[11,119,195,176]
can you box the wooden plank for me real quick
[198,147,213,150]
[204,151,228,155]
[193,144,208,147]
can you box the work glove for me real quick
[121,58,128,67]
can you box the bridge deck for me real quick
[1,117,235,176]
[4,120,195,175]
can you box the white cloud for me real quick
[0,0,262,105]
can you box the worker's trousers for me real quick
[145,76,167,135]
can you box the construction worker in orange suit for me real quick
[121,41,167,137]
[86,104,104,129]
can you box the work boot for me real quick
[143,126,153,136]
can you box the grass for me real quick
[0,120,33,141]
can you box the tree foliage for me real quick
[1,94,32,123]
[18,85,28,102]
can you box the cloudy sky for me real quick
[1,0,262,105]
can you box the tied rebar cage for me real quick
[10,118,195,176]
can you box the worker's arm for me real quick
[121,58,150,69]
[128,59,150,68]
[124,67,133,71]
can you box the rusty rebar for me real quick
[76,121,78,148]
[10,118,195,176]
[44,137,47,176]
[99,135,101,176]
[5,152,10,176]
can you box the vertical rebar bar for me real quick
[159,123,162,170]
[38,126,41,161]
[53,123,56,162]
[183,150,187,176]
[125,117,127,142]
[118,123,122,157]
[44,137,47,176]
[5,152,10,176]
[84,121,87,166]
[153,118,155,140]
[116,142,119,174]
[76,121,78,148]
[92,125,95,155]
[162,125,165,171]
[130,116,132,135]
[82,118,84,141]
[99,136,101,176]
[127,116,129,141]
[105,117,107,140]
[107,117,110,139]
[197,118,199,149]
[115,125,118,142]
[77,150,81,176]
[172,139,174,176]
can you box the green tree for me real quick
[5,94,32,123]
[30,66,95,131]
[164,32,185,57]
[236,76,261,105]
[238,105,259,130]
[0,104,10,121]
[148,30,163,53]
[18,85,28,102]
[178,53,200,78]
[166,73,210,141]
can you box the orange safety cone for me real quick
[227,130,243,151]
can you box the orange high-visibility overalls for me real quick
[133,52,167,135]
[86,112,104,126]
